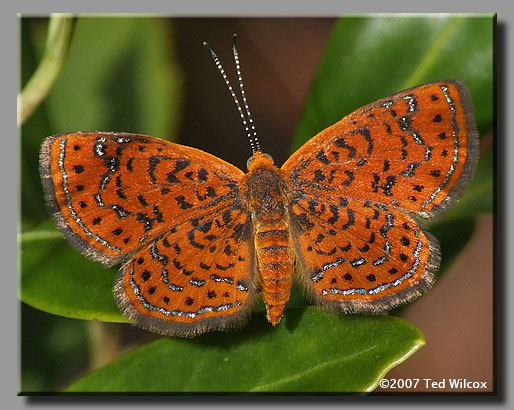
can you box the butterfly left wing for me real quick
[115,201,256,337]
[41,132,258,336]
[40,132,247,266]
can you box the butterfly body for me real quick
[246,152,295,325]
[40,80,478,337]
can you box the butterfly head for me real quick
[246,151,274,171]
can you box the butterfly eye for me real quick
[246,155,255,170]
[246,153,274,170]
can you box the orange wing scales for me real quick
[41,132,244,267]
[40,80,478,336]
[282,80,479,218]
[281,80,477,313]
[289,195,437,312]
[115,205,255,336]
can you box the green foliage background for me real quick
[19,16,493,393]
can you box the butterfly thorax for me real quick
[245,152,294,326]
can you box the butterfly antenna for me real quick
[232,34,260,153]
[203,37,260,154]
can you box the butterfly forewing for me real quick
[40,132,246,266]
[282,80,479,218]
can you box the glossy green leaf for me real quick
[20,222,124,323]
[430,147,493,224]
[431,217,477,274]
[20,17,183,228]
[293,16,493,150]
[66,308,424,393]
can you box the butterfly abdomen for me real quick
[246,153,294,326]
[255,220,294,326]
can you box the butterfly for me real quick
[40,35,479,337]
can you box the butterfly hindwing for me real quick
[115,204,256,337]
[288,194,438,312]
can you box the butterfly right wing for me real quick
[282,80,479,219]
[280,81,477,312]
[287,193,438,313]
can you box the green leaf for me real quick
[66,308,424,393]
[431,217,477,274]
[19,222,124,323]
[45,17,182,139]
[293,16,493,150]
[20,17,183,228]
[431,147,493,223]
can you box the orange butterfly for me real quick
[40,35,478,337]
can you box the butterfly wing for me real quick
[41,132,257,335]
[115,200,255,336]
[288,194,438,312]
[282,80,478,312]
[40,132,246,266]
[282,80,479,218]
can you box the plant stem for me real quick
[87,321,122,370]
[18,14,75,127]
